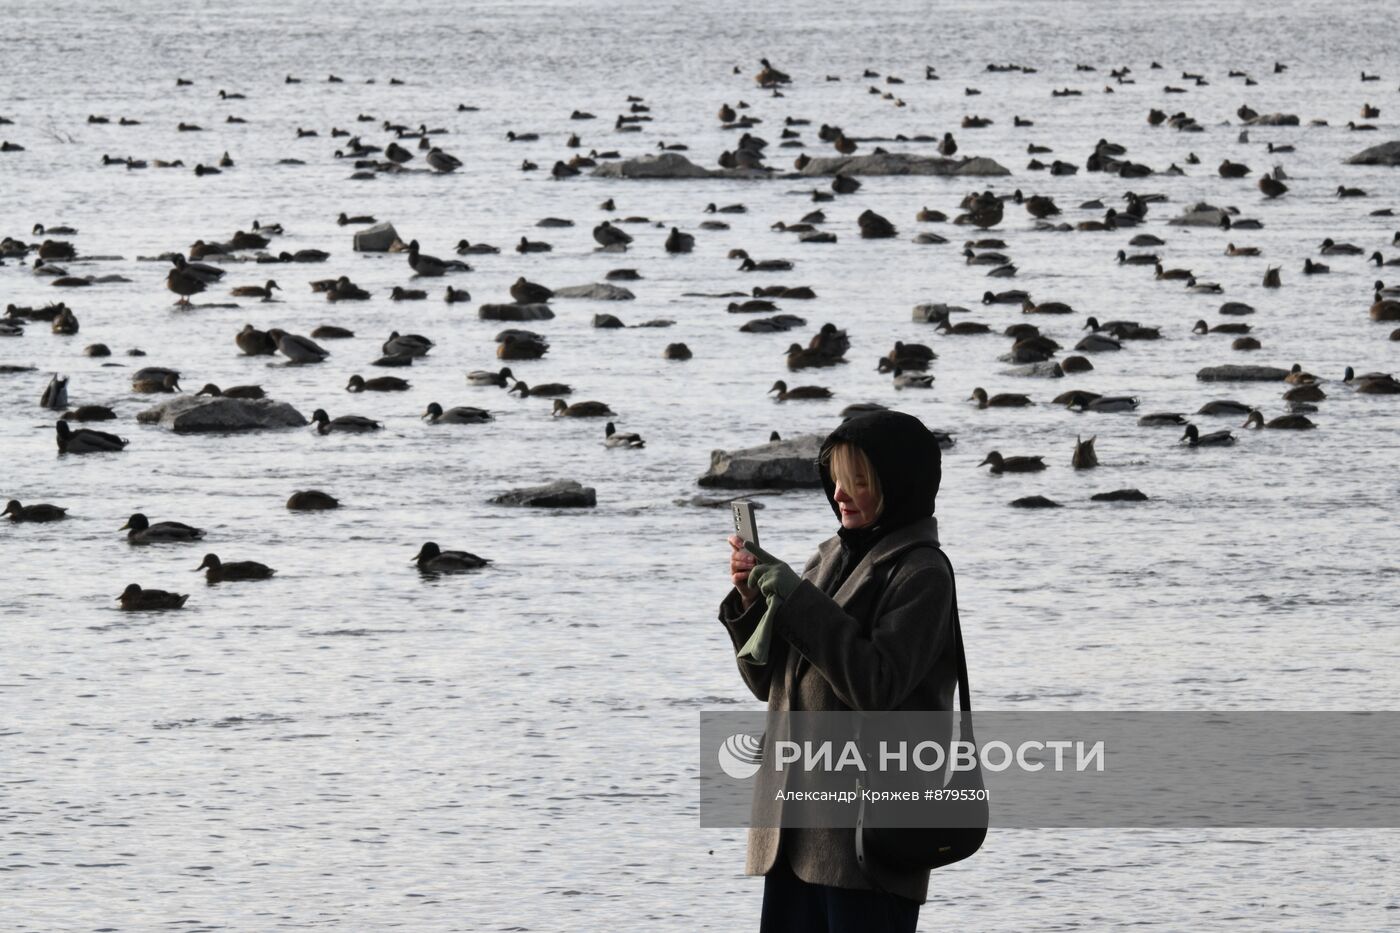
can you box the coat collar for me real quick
[810,515,940,605]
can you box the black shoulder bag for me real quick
[853,546,988,877]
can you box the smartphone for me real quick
[731,500,760,549]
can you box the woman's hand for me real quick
[728,534,759,608]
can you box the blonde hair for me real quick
[826,442,884,518]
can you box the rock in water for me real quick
[491,479,597,508]
[697,434,824,488]
[353,222,402,252]
[1345,140,1400,166]
[1196,364,1290,382]
[797,152,1011,177]
[137,396,308,432]
[551,283,637,300]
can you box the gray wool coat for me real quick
[717,514,957,904]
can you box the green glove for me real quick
[737,542,801,665]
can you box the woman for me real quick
[719,409,958,932]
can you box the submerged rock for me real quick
[1345,140,1400,166]
[1091,488,1150,502]
[491,479,597,508]
[1196,364,1290,382]
[137,396,307,432]
[1010,495,1061,509]
[590,152,766,180]
[552,282,636,300]
[352,221,402,252]
[1242,113,1299,126]
[697,434,824,489]
[798,152,1010,177]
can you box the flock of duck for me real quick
[3,57,1399,609]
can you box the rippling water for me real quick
[3,0,1399,929]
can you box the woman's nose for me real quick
[833,484,850,502]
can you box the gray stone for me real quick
[552,282,636,300]
[674,494,771,509]
[137,396,307,433]
[589,152,767,180]
[1000,361,1065,378]
[1010,495,1061,509]
[798,152,1010,177]
[697,434,824,489]
[1091,488,1150,502]
[490,479,597,508]
[1196,364,1290,382]
[478,303,555,321]
[593,313,625,328]
[1346,140,1400,166]
[353,221,402,252]
[1168,203,1229,226]
[1243,113,1300,126]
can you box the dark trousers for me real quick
[759,850,920,933]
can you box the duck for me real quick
[422,402,492,424]
[456,239,500,255]
[444,286,471,304]
[196,553,276,583]
[1116,249,1159,265]
[3,499,68,522]
[593,221,633,248]
[551,399,614,417]
[286,490,339,510]
[266,329,329,363]
[1343,366,1400,394]
[1370,252,1400,267]
[1284,364,1318,385]
[507,380,572,398]
[413,541,490,573]
[408,240,468,276]
[604,421,645,447]
[1197,399,1253,416]
[1302,258,1330,275]
[60,405,117,422]
[1243,410,1315,430]
[1069,394,1139,412]
[130,367,181,393]
[338,212,376,225]
[517,237,552,253]
[1258,175,1288,198]
[122,513,204,544]
[768,379,832,401]
[786,343,845,370]
[1225,243,1261,257]
[230,279,280,300]
[977,451,1046,473]
[310,409,382,434]
[165,255,207,304]
[891,368,934,389]
[969,387,1031,408]
[936,319,992,335]
[740,257,794,272]
[467,366,514,387]
[117,584,188,611]
[511,277,553,304]
[1180,424,1236,446]
[347,374,410,392]
[325,276,371,302]
[1137,412,1187,426]
[1022,297,1074,315]
[1371,299,1400,321]
[665,227,695,253]
[383,331,433,357]
[196,382,264,400]
[426,147,462,173]
[1218,160,1251,178]
[236,324,278,356]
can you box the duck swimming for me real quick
[551,399,614,417]
[3,499,67,522]
[117,584,188,611]
[347,374,410,392]
[55,420,127,453]
[422,402,492,424]
[978,450,1046,473]
[1180,424,1236,446]
[196,553,276,583]
[604,421,645,447]
[122,512,205,543]
[1243,410,1315,430]
[467,366,514,387]
[507,380,572,398]
[311,409,382,434]
[969,387,1031,408]
[413,541,490,573]
[768,379,832,401]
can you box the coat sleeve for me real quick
[717,551,822,703]
[772,552,953,711]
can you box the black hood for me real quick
[817,409,942,535]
